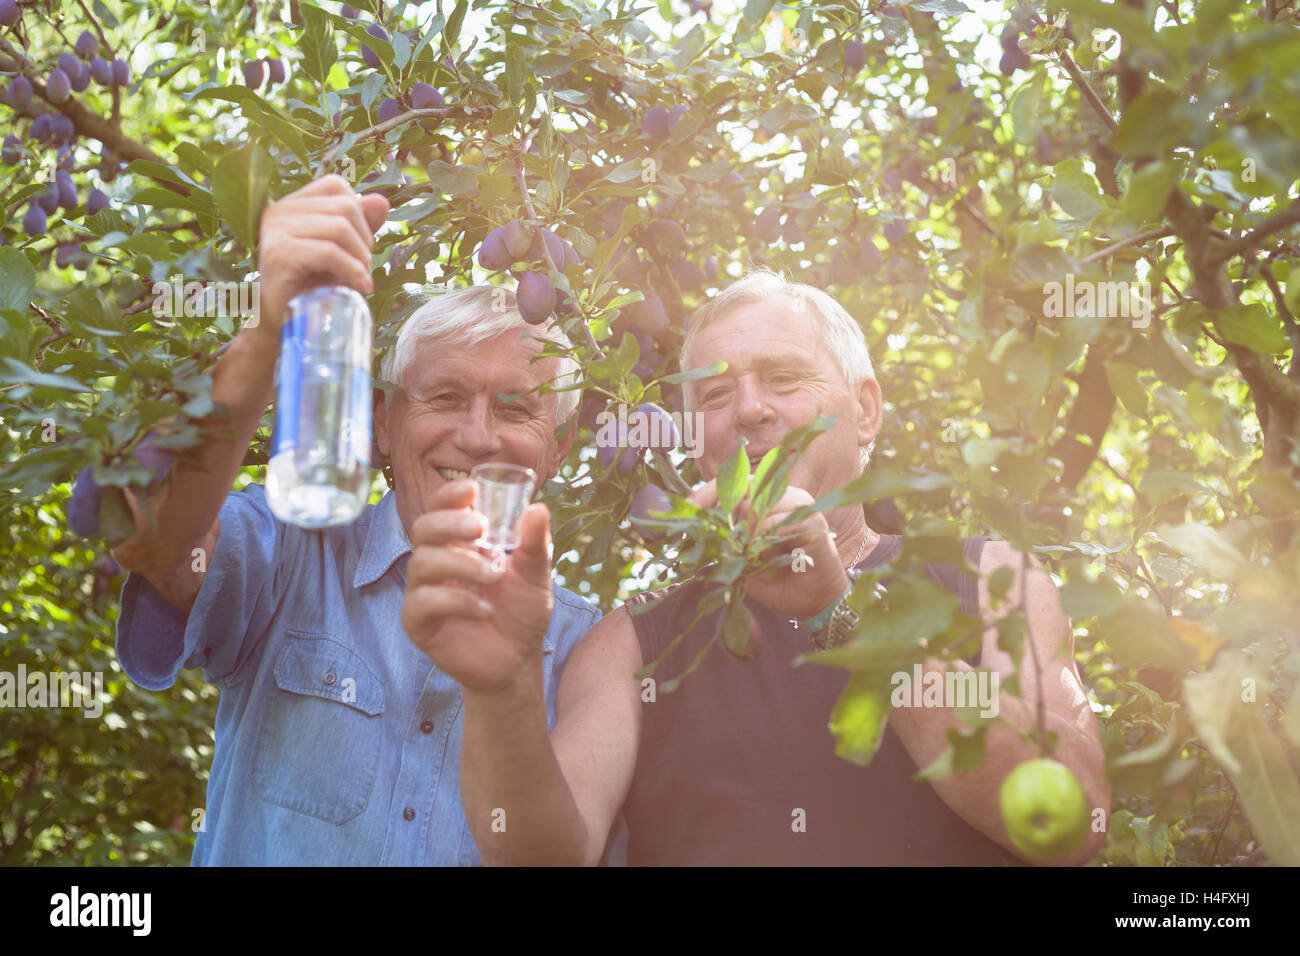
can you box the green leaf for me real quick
[827,670,892,767]
[1212,304,1290,355]
[1119,160,1180,224]
[1154,522,1252,582]
[1051,159,1106,220]
[720,596,752,658]
[442,0,468,57]
[0,247,36,313]
[915,725,989,781]
[211,144,272,249]
[715,441,750,515]
[737,0,778,42]
[299,4,338,85]
[1184,650,1300,865]
[1095,601,1195,670]
[505,36,525,105]
[1060,577,1125,619]
[0,358,93,393]
[426,160,480,196]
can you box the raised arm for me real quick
[112,176,388,611]
[889,540,1110,864]
[402,481,642,865]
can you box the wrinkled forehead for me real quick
[402,331,558,393]
[686,295,832,375]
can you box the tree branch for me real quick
[314,105,493,176]
[1210,199,1300,264]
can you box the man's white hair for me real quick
[380,285,581,423]
[681,268,877,471]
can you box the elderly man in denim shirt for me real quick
[112,175,602,865]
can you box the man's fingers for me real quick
[407,545,503,590]
[291,173,356,199]
[266,212,372,263]
[262,236,373,294]
[688,479,718,509]
[424,478,478,511]
[401,584,492,635]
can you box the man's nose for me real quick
[732,376,774,431]
[453,399,504,459]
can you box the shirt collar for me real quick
[354,490,412,588]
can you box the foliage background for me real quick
[2,0,1298,865]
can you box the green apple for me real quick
[999,758,1090,861]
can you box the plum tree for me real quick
[516,271,557,324]
[857,239,883,275]
[636,403,679,451]
[755,208,783,243]
[23,203,47,236]
[4,0,1296,872]
[36,185,59,214]
[844,40,867,73]
[8,75,32,109]
[477,226,512,270]
[669,256,704,292]
[621,290,668,335]
[89,56,112,86]
[75,30,98,60]
[646,219,687,256]
[376,96,401,123]
[55,171,77,210]
[410,81,444,109]
[629,484,672,540]
[55,242,80,268]
[46,68,71,103]
[362,24,389,70]
[67,467,102,537]
[242,59,265,89]
[58,52,83,79]
[501,219,533,259]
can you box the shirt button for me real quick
[323,670,337,686]
[403,807,415,821]
[420,720,434,734]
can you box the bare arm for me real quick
[888,540,1110,865]
[111,176,388,611]
[460,607,642,866]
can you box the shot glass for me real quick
[470,463,537,554]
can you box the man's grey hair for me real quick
[380,285,581,423]
[681,268,877,471]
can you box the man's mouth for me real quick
[435,466,471,480]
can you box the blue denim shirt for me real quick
[115,482,601,866]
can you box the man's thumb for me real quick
[511,502,552,584]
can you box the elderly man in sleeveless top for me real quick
[406,270,1109,865]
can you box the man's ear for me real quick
[372,388,391,457]
[855,375,884,448]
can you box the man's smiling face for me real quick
[686,293,881,501]
[376,329,571,536]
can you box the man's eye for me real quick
[501,403,532,419]
[700,387,730,404]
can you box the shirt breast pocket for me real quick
[253,632,386,825]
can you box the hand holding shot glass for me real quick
[470,463,537,572]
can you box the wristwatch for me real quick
[808,597,860,650]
